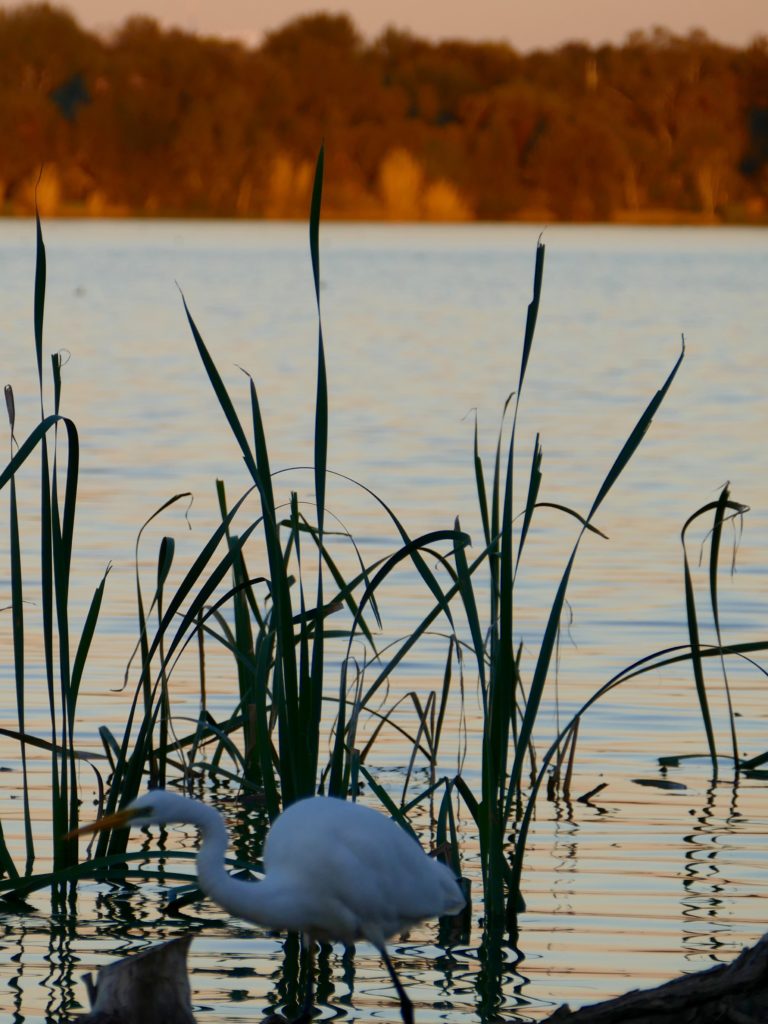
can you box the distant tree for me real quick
[459,82,549,218]
[739,38,768,209]
[526,104,632,220]
[0,3,101,206]
[0,6,765,221]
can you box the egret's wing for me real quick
[264,798,463,944]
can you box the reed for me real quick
[1,152,764,1000]
[462,481,768,979]
[0,211,110,895]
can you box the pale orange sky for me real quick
[5,0,767,48]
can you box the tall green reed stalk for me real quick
[336,235,685,926]
[505,483,764,914]
[0,210,109,891]
[78,145,468,864]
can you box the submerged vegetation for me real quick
[0,151,767,1020]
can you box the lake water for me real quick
[0,220,767,1023]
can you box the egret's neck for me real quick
[187,802,302,932]
[187,800,231,905]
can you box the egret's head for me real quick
[65,790,177,839]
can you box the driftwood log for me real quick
[544,933,768,1023]
[77,935,195,1024]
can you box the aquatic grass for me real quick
[6,384,33,875]
[487,339,684,909]
[507,632,768,908]
[2,160,767,1024]
[125,493,192,783]
[171,148,468,818]
[0,846,259,902]
[681,484,748,777]
[310,146,329,808]
[498,494,761,906]
[296,240,689,942]
[0,211,112,892]
[334,243,685,922]
[503,339,685,815]
[215,479,262,784]
[0,189,680,922]
[183,298,309,809]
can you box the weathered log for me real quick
[545,933,768,1023]
[77,935,195,1024]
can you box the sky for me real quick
[5,0,767,49]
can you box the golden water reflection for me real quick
[1,767,768,1022]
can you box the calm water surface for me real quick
[0,221,767,1022]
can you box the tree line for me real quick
[3,3,768,221]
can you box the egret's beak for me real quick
[63,806,144,841]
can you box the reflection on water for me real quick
[520,774,768,1009]
[4,773,768,1022]
[0,222,767,1021]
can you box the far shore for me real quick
[4,203,767,226]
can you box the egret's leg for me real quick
[295,942,315,1024]
[379,946,414,1024]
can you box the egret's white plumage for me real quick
[73,790,465,1024]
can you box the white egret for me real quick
[71,790,465,1024]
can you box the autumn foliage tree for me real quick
[0,3,766,221]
